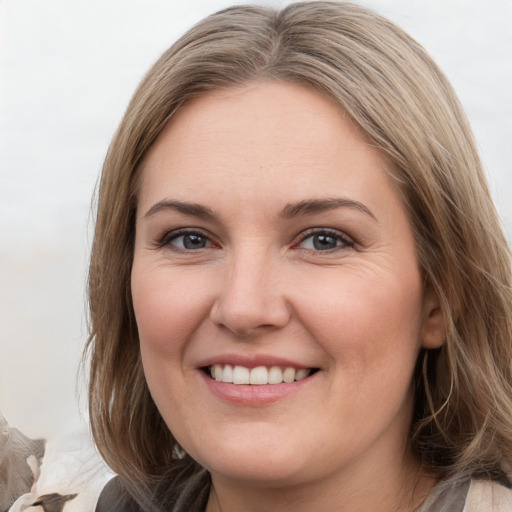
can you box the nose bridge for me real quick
[210,243,289,335]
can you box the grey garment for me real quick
[416,478,471,512]
[96,474,472,512]
[94,477,144,512]
[95,471,210,512]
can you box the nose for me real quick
[209,250,291,337]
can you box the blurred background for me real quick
[1,0,511,507]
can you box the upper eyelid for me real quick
[155,226,354,249]
[294,227,354,246]
[158,228,214,247]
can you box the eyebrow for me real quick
[280,198,377,221]
[144,200,216,220]
[143,197,376,222]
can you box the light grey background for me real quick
[1,0,511,505]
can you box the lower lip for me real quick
[200,371,315,406]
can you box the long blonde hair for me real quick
[86,1,512,506]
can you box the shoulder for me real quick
[94,468,210,512]
[95,476,144,512]
[464,480,512,512]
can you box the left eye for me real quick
[297,231,352,251]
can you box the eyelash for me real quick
[293,228,354,252]
[158,229,214,252]
[157,227,354,254]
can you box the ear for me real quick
[421,286,446,349]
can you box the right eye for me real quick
[161,230,213,251]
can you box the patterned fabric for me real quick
[416,479,470,512]
[464,480,512,512]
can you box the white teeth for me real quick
[233,365,250,384]
[268,366,283,384]
[282,367,296,383]
[295,368,309,381]
[249,366,268,385]
[209,364,312,385]
[223,364,233,383]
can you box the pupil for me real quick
[184,234,206,249]
[313,234,336,250]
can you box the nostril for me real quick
[209,280,291,336]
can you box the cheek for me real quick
[295,265,424,369]
[131,265,213,357]
[131,266,214,426]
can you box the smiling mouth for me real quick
[205,364,319,385]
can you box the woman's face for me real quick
[131,82,443,489]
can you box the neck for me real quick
[206,453,436,512]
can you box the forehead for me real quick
[137,81,400,218]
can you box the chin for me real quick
[206,458,308,487]
[185,432,311,486]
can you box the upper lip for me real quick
[196,354,316,370]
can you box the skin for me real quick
[131,81,445,512]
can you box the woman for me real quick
[87,2,512,511]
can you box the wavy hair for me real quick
[85,1,512,508]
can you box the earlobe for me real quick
[421,288,446,349]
